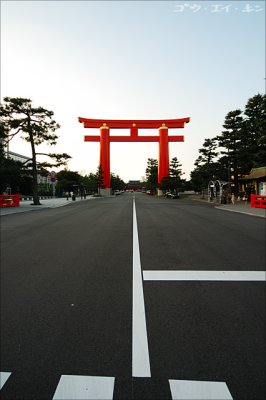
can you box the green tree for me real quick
[0,153,22,194]
[216,109,243,193]
[190,93,265,193]
[97,164,105,190]
[169,157,183,191]
[145,158,158,191]
[191,137,225,190]
[0,120,9,154]
[159,176,174,192]
[0,97,71,204]
[111,173,125,191]
[82,172,98,193]
[194,138,218,167]
[56,170,82,196]
[190,162,227,192]
[242,93,266,169]
[170,157,183,178]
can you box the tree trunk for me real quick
[28,122,41,205]
[31,154,41,205]
[233,145,239,195]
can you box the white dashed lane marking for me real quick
[169,379,233,400]
[52,375,115,400]
[143,270,266,281]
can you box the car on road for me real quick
[146,190,154,195]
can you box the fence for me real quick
[0,194,20,208]
[20,196,53,201]
[250,194,266,209]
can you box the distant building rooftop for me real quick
[128,180,141,184]
[6,151,31,164]
[244,167,266,180]
[127,180,143,189]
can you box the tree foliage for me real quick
[82,173,98,193]
[190,93,266,193]
[56,170,82,195]
[216,109,243,193]
[194,138,218,167]
[169,157,183,189]
[0,153,23,193]
[242,93,266,169]
[96,164,105,189]
[159,176,174,191]
[159,157,184,191]
[0,97,71,204]
[145,158,158,190]
[111,173,125,190]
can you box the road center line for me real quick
[143,270,266,281]
[132,197,151,377]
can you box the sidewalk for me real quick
[0,196,99,216]
[190,195,265,218]
[215,201,265,218]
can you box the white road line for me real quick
[52,375,115,400]
[169,379,233,400]
[132,198,151,377]
[143,270,266,281]
[0,372,11,390]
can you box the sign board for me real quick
[49,171,57,183]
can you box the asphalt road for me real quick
[0,192,265,400]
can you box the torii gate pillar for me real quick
[100,124,111,196]
[158,124,169,193]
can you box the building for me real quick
[6,150,31,164]
[239,167,266,196]
[6,151,49,186]
[127,180,143,191]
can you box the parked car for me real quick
[164,191,179,199]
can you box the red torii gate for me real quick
[78,117,190,194]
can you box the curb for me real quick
[215,206,265,218]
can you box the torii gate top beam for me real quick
[78,117,190,129]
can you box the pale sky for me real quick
[1,0,265,181]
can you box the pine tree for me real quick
[194,138,218,167]
[242,93,266,168]
[145,158,158,191]
[97,164,105,190]
[216,109,243,194]
[169,157,183,192]
[0,97,71,204]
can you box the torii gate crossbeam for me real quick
[79,117,190,195]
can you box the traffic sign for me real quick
[49,171,57,183]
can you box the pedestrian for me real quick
[222,188,228,204]
[245,186,252,202]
